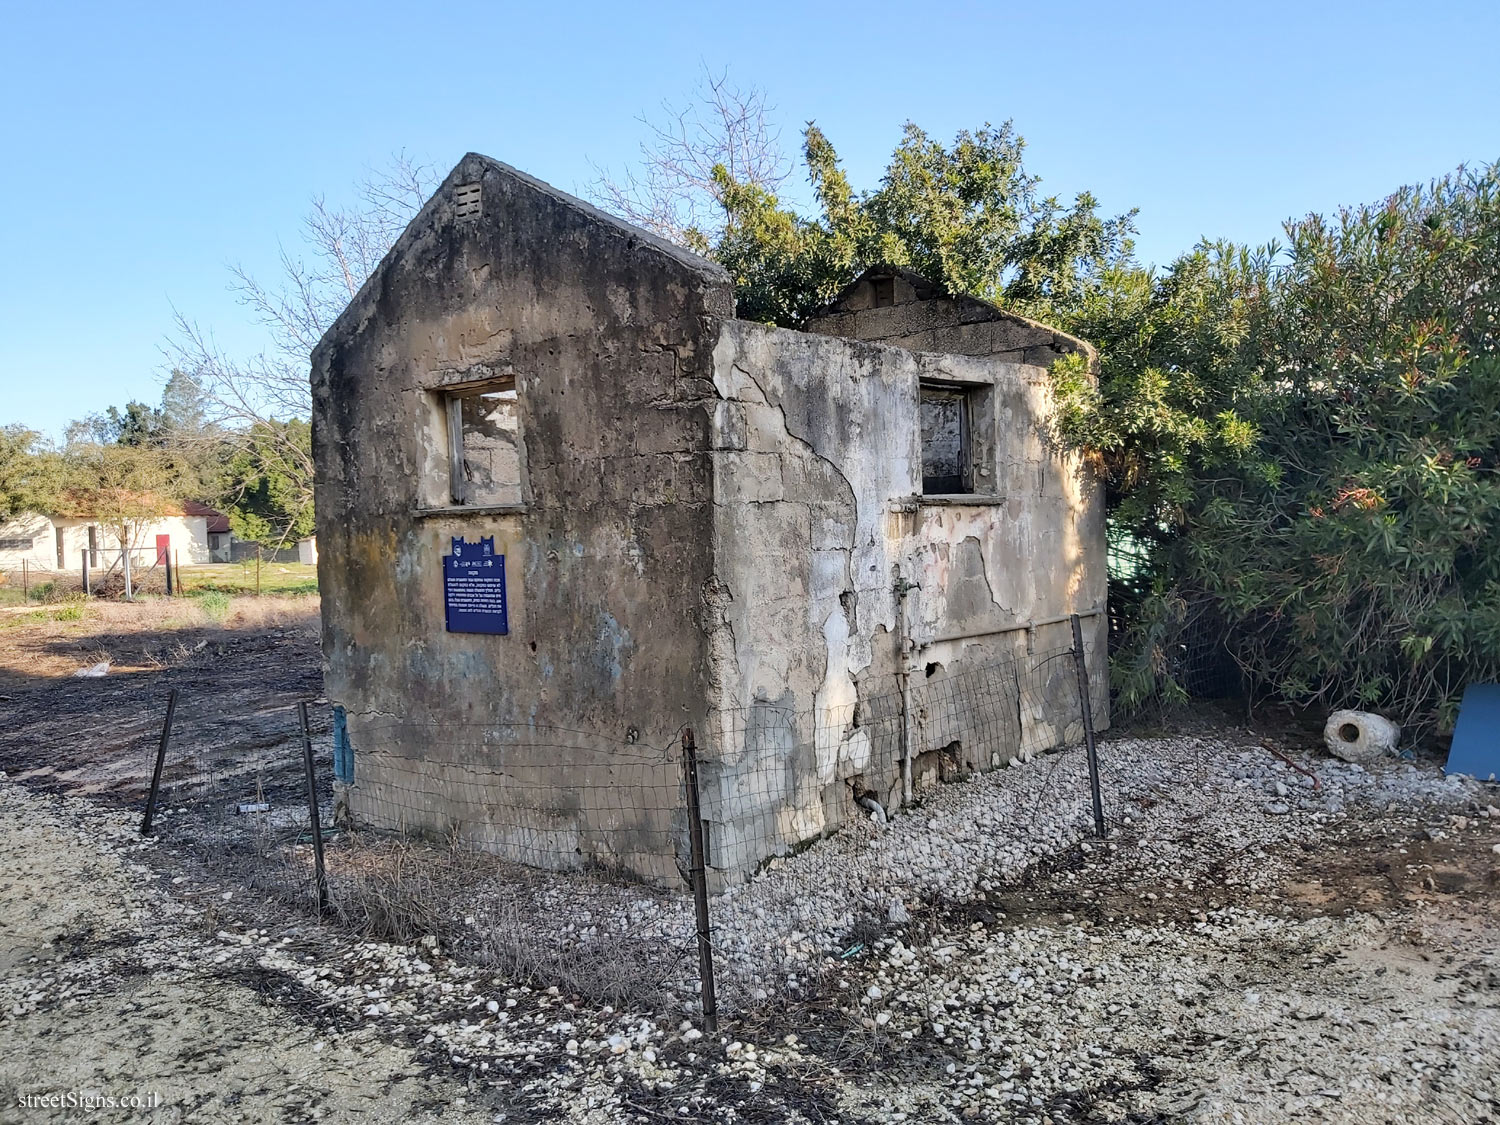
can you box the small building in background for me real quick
[312,153,1107,883]
[0,501,233,574]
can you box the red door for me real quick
[156,534,170,566]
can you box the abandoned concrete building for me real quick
[311,153,1106,883]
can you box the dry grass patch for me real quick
[297,830,696,1009]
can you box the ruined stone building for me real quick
[312,153,1106,882]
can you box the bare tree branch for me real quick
[589,65,788,248]
[165,154,439,541]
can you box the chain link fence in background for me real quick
[2,550,181,602]
[137,615,1113,1031]
[1106,593,1247,723]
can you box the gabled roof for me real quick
[810,264,957,315]
[178,500,231,533]
[804,264,1095,363]
[40,497,231,534]
[313,152,732,361]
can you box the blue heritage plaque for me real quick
[443,536,509,635]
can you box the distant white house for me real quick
[0,501,233,572]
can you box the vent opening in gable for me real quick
[454,183,483,219]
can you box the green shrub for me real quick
[195,590,232,621]
[1054,162,1500,735]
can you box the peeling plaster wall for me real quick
[311,155,733,881]
[311,155,1106,885]
[703,320,1106,876]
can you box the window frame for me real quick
[429,374,526,513]
[919,380,974,496]
[917,377,998,501]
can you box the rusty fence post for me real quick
[141,688,178,834]
[1070,613,1107,838]
[299,701,331,914]
[681,728,719,1035]
[81,550,90,597]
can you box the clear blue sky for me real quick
[3,0,1498,437]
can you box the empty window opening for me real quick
[920,383,971,494]
[446,383,521,506]
[0,537,32,550]
[871,276,896,308]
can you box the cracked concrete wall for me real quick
[311,156,1104,885]
[311,154,732,881]
[702,320,1106,876]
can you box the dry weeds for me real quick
[265,827,696,1010]
[321,830,486,943]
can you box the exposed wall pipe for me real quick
[893,566,920,808]
[919,606,1104,649]
[856,795,888,826]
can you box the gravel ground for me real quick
[2,728,1498,1124]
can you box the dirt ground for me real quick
[0,597,322,801]
[1,602,1498,1124]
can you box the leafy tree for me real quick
[591,80,1134,327]
[68,401,166,448]
[1053,163,1500,734]
[221,420,314,547]
[1194,166,1500,733]
[160,368,210,437]
[712,122,1136,326]
[0,425,61,520]
[56,440,175,554]
[1045,246,1274,707]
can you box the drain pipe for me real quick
[893,566,920,808]
[857,795,889,826]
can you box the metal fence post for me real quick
[681,728,719,1035]
[123,548,133,602]
[165,550,173,597]
[81,550,90,597]
[1070,614,1107,837]
[141,688,178,834]
[299,701,331,914]
[21,558,28,600]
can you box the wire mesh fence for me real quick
[1,555,177,601]
[136,614,1113,1027]
[142,690,335,912]
[697,638,1105,884]
[1106,593,1247,723]
[345,720,689,882]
